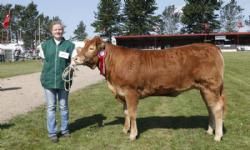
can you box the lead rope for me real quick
[62,64,77,91]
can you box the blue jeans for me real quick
[44,88,69,137]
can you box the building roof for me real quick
[115,32,250,39]
[114,32,250,48]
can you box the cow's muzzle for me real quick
[73,56,96,69]
[72,56,85,65]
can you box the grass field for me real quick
[0,60,42,78]
[0,52,249,149]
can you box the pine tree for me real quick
[73,21,87,41]
[91,0,122,41]
[181,0,221,33]
[123,0,159,35]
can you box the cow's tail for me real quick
[218,45,226,115]
[220,83,226,116]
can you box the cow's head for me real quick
[73,36,105,69]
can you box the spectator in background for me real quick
[14,48,21,61]
[0,48,5,62]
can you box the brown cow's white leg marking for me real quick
[123,104,130,134]
[207,109,215,135]
[207,121,214,135]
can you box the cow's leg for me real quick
[200,90,215,135]
[200,88,224,141]
[125,91,139,141]
[207,109,215,135]
[123,103,130,134]
[213,94,224,141]
[116,96,130,134]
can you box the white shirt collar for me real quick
[54,38,61,45]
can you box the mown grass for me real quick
[0,60,42,78]
[0,52,250,150]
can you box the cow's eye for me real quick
[89,46,95,51]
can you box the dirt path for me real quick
[0,66,104,123]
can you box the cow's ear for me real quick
[84,38,89,43]
[76,47,82,54]
[96,36,105,50]
[100,41,105,49]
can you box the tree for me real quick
[73,21,87,41]
[91,0,122,41]
[181,0,221,33]
[220,0,244,32]
[0,2,55,48]
[245,15,250,32]
[19,2,40,48]
[1,3,52,46]
[160,5,181,34]
[37,14,53,41]
[11,4,25,43]
[123,0,159,35]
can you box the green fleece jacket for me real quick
[40,38,75,89]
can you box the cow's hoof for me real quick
[123,128,129,134]
[129,135,137,141]
[214,135,222,142]
[206,129,213,135]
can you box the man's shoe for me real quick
[50,136,58,143]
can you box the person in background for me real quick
[0,48,5,62]
[39,20,76,143]
[14,48,21,61]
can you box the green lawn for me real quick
[0,52,249,149]
[0,60,42,78]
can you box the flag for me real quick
[2,13,10,29]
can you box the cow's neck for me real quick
[97,43,114,79]
[98,48,106,76]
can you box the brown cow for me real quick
[73,36,226,141]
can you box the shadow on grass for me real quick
[69,114,107,133]
[105,115,208,133]
[0,87,22,91]
[0,123,14,129]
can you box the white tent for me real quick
[0,43,24,53]
[0,43,25,61]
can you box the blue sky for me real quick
[1,0,250,39]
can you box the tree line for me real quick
[0,0,250,49]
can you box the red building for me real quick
[114,32,250,51]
